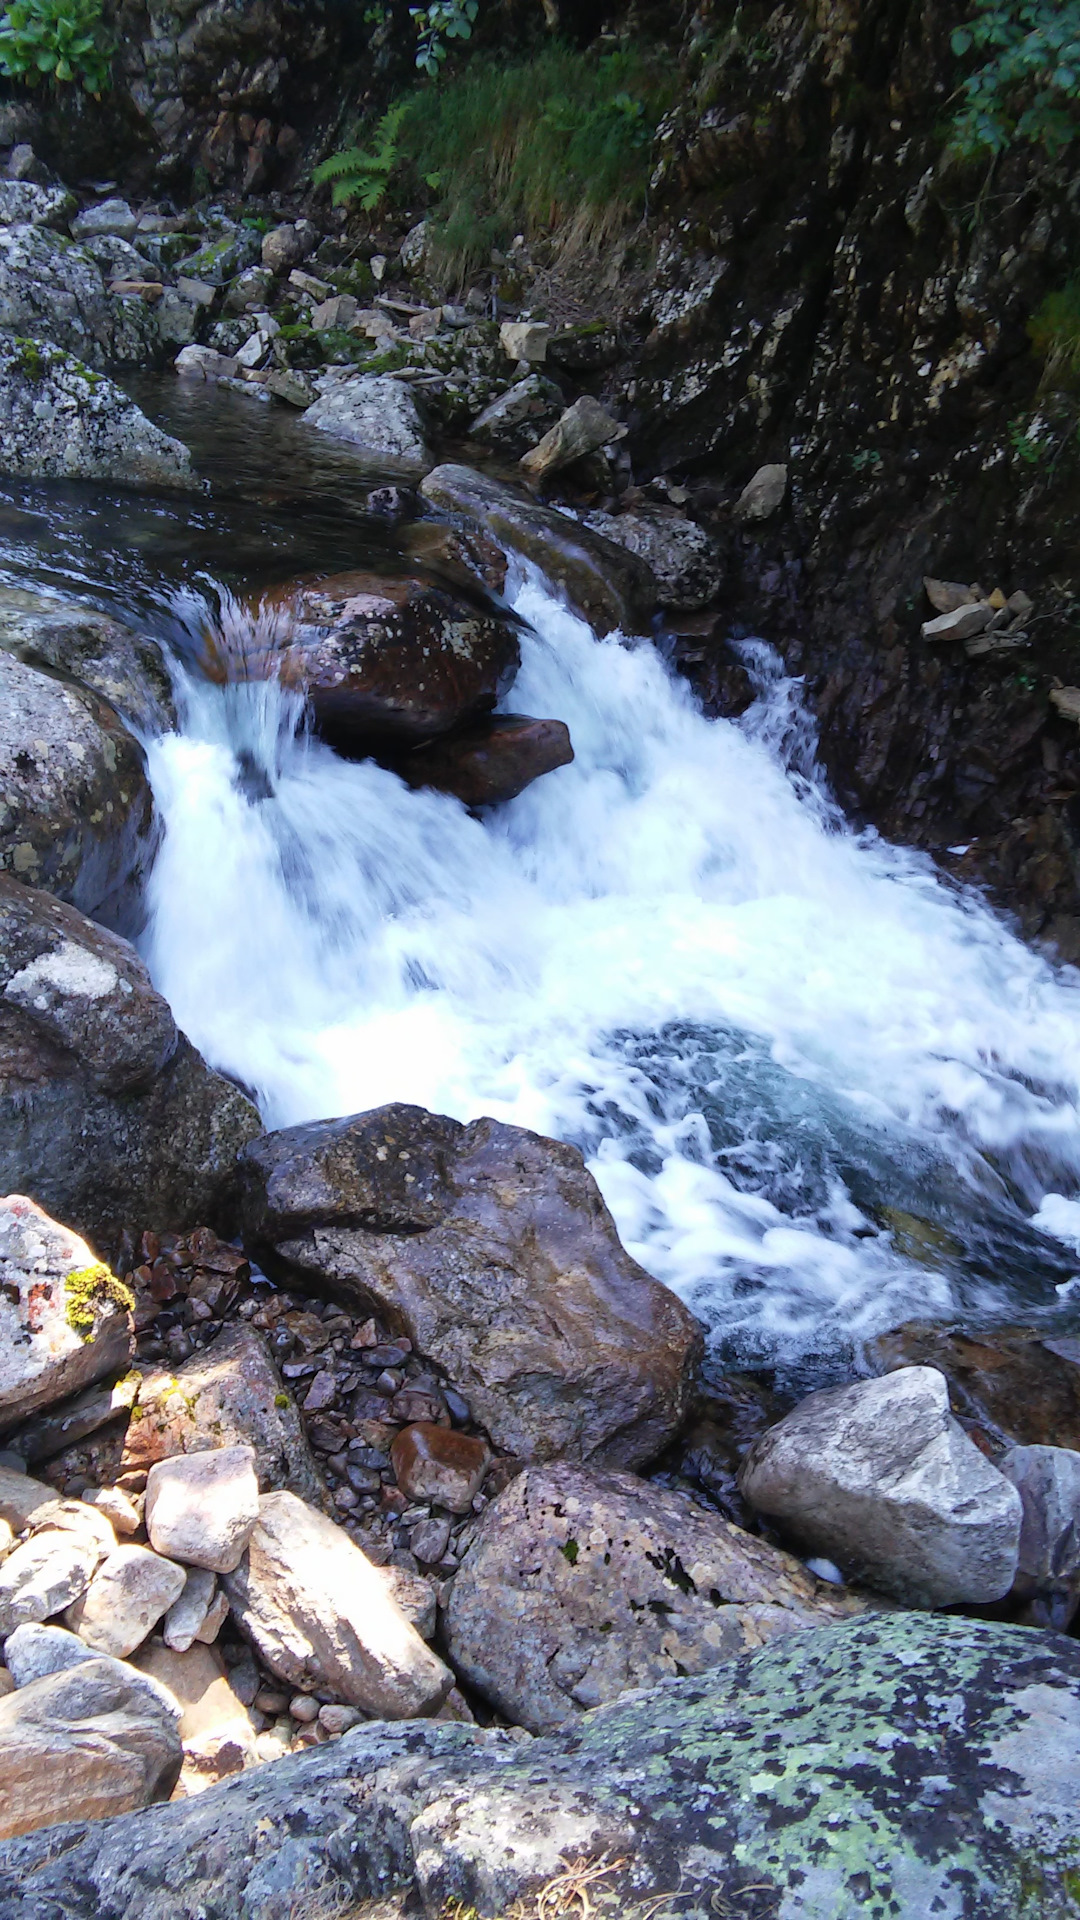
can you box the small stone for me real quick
[266,368,317,408]
[175,276,217,308]
[0,1658,181,1838]
[735,464,788,522]
[410,1516,452,1564]
[81,1486,140,1536]
[988,586,1008,611]
[923,577,980,614]
[261,223,315,274]
[303,1371,338,1413]
[0,1195,133,1431]
[163,1567,218,1652]
[500,321,551,363]
[311,294,359,331]
[225,265,274,313]
[193,1586,231,1645]
[144,1445,260,1574]
[1008,589,1034,619]
[921,602,994,643]
[254,1685,289,1714]
[391,1424,490,1515]
[70,198,137,241]
[521,395,627,482]
[318,1701,362,1733]
[134,1642,257,1790]
[289,1692,319,1722]
[1051,687,1080,724]
[370,254,387,282]
[65,1544,186,1658]
[289,268,331,300]
[235,331,268,370]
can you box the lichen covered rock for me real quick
[0,336,194,489]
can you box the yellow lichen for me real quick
[64,1262,135,1341]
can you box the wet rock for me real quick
[0,1531,99,1637]
[133,1643,256,1793]
[0,1195,133,1434]
[144,1446,260,1575]
[468,375,564,456]
[1000,1443,1080,1625]
[65,1543,185,1658]
[0,1657,181,1839]
[240,1105,702,1468]
[70,202,137,243]
[222,1490,452,1717]
[446,1461,866,1732]
[0,183,74,230]
[584,505,723,611]
[390,1424,489,1515]
[118,1324,322,1504]
[739,1366,1022,1606]
[421,465,657,634]
[398,713,574,807]
[734,463,787,521]
[9,1612,1080,1918]
[162,1567,218,1652]
[0,228,159,369]
[260,570,520,750]
[521,395,627,483]
[867,1322,1080,1451]
[0,335,193,490]
[301,375,432,476]
[499,321,551,364]
[0,650,155,922]
[0,879,261,1242]
[0,586,175,733]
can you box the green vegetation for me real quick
[950,0,1080,157]
[0,0,111,92]
[411,1,478,79]
[316,44,672,277]
[1029,279,1080,390]
[64,1261,135,1340]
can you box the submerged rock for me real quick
[738,1365,1022,1605]
[868,1321,1080,1451]
[421,464,657,634]
[0,1657,181,1841]
[0,1195,132,1435]
[446,1460,866,1732]
[0,337,195,491]
[0,587,175,734]
[240,1104,701,1468]
[398,712,574,807]
[0,878,261,1244]
[6,1613,1080,1917]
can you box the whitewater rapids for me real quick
[142,565,1080,1374]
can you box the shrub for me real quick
[950,0,1080,157]
[0,0,111,92]
[1029,280,1080,390]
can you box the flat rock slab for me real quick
[240,1104,702,1468]
[5,1614,1080,1918]
[222,1489,451,1717]
[0,1195,132,1434]
[445,1460,865,1731]
[0,1657,180,1841]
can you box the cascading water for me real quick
[142,560,1080,1378]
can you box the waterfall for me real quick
[142,563,1080,1374]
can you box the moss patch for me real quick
[65,1261,135,1340]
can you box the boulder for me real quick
[0,1658,181,1839]
[0,1195,133,1435]
[867,1321,1080,1450]
[0,879,261,1243]
[248,570,520,750]
[735,462,788,520]
[0,1531,99,1637]
[144,1445,260,1574]
[520,395,627,482]
[584,505,724,611]
[468,375,564,456]
[301,375,433,476]
[133,1643,257,1792]
[240,1105,701,1468]
[2,1622,95,1687]
[0,336,195,491]
[222,1490,452,1717]
[738,1366,1022,1605]
[261,223,316,275]
[0,183,74,230]
[445,1461,866,1732]
[6,1614,1080,1918]
[65,1544,186,1659]
[1000,1442,1080,1624]
[421,465,657,635]
[0,652,154,924]
[118,1324,322,1504]
[0,586,175,734]
[398,713,574,807]
[0,227,159,369]
[70,202,138,243]
[390,1424,489,1515]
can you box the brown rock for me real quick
[133,1643,257,1792]
[520,396,626,483]
[241,1106,702,1469]
[867,1322,1080,1453]
[398,714,574,808]
[391,1423,489,1514]
[445,1462,866,1732]
[0,1194,132,1434]
[0,1658,181,1838]
[119,1324,323,1504]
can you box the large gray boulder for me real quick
[0,336,195,490]
[738,1365,1023,1606]
[0,1658,181,1841]
[446,1461,866,1732]
[239,1104,702,1469]
[0,587,174,735]
[0,1195,132,1435]
[0,227,159,368]
[421,464,657,634]
[3,1613,1080,1917]
[301,375,433,476]
[0,877,261,1244]
[0,652,155,925]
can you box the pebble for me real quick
[289,1693,320,1723]
[318,1702,362,1734]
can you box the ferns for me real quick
[313,102,409,211]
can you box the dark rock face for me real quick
[248,572,521,751]
[421,465,658,636]
[5,1613,1080,1919]
[0,877,261,1245]
[239,1103,702,1468]
[398,714,574,808]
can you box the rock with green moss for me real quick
[0,1194,133,1433]
[4,1611,1080,1914]
[0,334,195,490]
[0,228,160,369]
